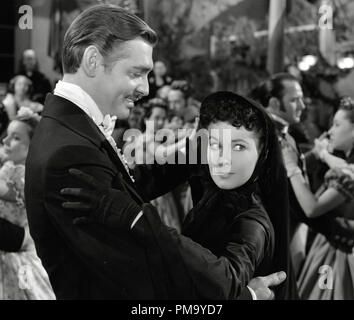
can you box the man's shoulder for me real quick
[28,118,107,169]
[43,93,74,112]
[33,115,89,148]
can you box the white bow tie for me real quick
[98,114,135,182]
[100,114,117,138]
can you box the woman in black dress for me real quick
[60,91,296,299]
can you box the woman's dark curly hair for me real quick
[199,91,265,146]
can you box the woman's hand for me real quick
[313,138,329,160]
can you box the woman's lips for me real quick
[211,167,234,176]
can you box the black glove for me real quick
[61,168,142,230]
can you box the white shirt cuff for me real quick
[130,211,143,229]
[247,286,257,300]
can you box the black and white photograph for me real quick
[0,0,354,307]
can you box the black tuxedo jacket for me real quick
[25,94,252,300]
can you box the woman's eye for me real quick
[209,143,219,150]
[233,144,245,151]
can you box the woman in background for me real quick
[0,107,55,300]
[283,98,354,299]
[2,75,43,121]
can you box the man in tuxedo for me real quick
[25,4,285,299]
[260,73,354,276]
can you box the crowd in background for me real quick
[0,45,353,299]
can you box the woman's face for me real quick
[328,110,354,153]
[169,116,183,130]
[14,76,30,97]
[208,121,261,190]
[147,106,167,132]
[128,110,142,129]
[153,61,167,77]
[167,90,186,117]
[2,120,31,164]
[157,85,171,100]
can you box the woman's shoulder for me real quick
[241,195,270,221]
[228,200,274,267]
[0,161,25,181]
[2,93,16,107]
[325,164,354,202]
[231,198,273,239]
[27,101,43,113]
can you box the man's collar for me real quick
[268,112,289,135]
[54,80,104,126]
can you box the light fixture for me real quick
[298,60,310,71]
[298,55,318,72]
[337,56,354,69]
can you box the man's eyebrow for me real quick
[131,66,152,73]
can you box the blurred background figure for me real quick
[129,98,183,231]
[1,76,43,135]
[283,97,354,300]
[113,106,144,150]
[251,73,354,282]
[0,107,55,300]
[16,49,52,104]
[148,61,172,99]
[156,84,171,101]
[167,80,200,127]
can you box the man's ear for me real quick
[351,124,354,142]
[268,97,281,113]
[81,45,103,77]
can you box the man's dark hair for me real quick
[199,91,265,144]
[170,80,192,99]
[144,98,168,119]
[250,73,298,108]
[62,4,157,74]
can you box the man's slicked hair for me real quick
[62,4,158,74]
[250,72,298,107]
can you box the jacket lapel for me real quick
[101,139,144,203]
[43,94,144,204]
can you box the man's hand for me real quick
[247,271,287,300]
